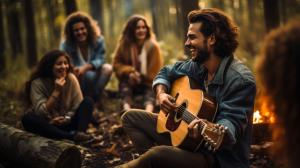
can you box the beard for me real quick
[191,42,209,64]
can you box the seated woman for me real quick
[22,50,93,142]
[60,12,112,103]
[255,21,300,168]
[113,15,163,112]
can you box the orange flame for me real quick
[253,98,275,124]
[253,110,263,124]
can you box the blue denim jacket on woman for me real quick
[153,55,256,168]
[60,36,106,70]
[60,36,110,101]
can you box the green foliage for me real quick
[3,55,31,93]
[0,81,24,126]
[0,54,29,125]
[158,32,185,65]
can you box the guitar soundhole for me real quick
[175,102,187,121]
[166,101,188,131]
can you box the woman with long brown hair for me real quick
[255,21,300,168]
[22,50,93,142]
[113,15,163,112]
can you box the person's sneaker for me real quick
[123,102,131,111]
[145,103,154,112]
[91,117,101,127]
[73,132,93,142]
[119,103,131,116]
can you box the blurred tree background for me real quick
[0,0,300,124]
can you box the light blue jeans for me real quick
[79,63,112,101]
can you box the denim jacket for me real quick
[60,36,106,70]
[153,56,256,168]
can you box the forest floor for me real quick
[0,85,277,168]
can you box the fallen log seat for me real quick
[0,122,81,168]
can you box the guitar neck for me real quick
[178,105,205,129]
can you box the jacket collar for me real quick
[210,55,233,85]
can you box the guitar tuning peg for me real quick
[222,128,227,132]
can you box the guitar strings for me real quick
[177,105,205,127]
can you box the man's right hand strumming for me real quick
[155,84,177,115]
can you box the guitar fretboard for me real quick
[177,105,205,131]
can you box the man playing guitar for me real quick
[118,8,256,168]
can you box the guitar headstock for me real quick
[200,121,227,152]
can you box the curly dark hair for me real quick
[25,50,73,106]
[188,8,239,58]
[255,20,300,168]
[62,11,101,47]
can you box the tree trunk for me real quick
[123,0,133,18]
[263,0,280,32]
[108,0,115,37]
[24,0,37,68]
[180,0,199,54]
[89,0,104,33]
[279,0,287,23]
[5,0,23,57]
[211,0,225,10]
[64,0,78,15]
[0,122,81,168]
[150,0,159,38]
[46,0,61,48]
[175,0,183,39]
[0,0,5,73]
[247,0,254,29]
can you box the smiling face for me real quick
[72,22,88,43]
[135,20,148,42]
[53,55,69,79]
[185,22,210,64]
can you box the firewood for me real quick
[0,122,81,168]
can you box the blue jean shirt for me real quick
[60,36,106,70]
[153,56,256,168]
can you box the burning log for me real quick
[252,101,275,144]
[252,123,272,144]
[0,122,81,168]
[251,142,273,155]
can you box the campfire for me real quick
[253,97,275,124]
[252,96,275,144]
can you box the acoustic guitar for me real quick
[156,76,226,152]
